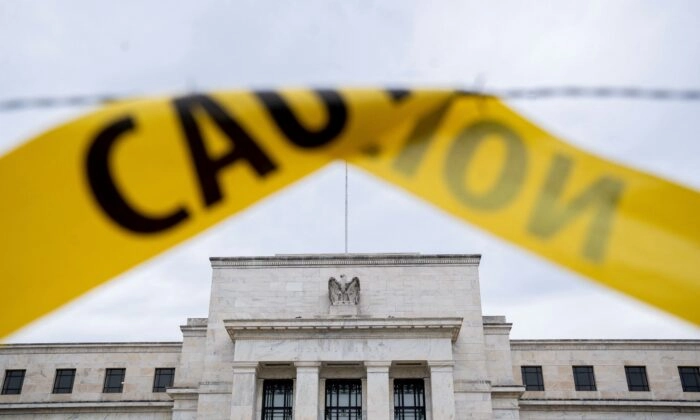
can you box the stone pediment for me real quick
[223,317,463,342]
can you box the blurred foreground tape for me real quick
[1,89,698,338]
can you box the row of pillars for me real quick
[230,360,456,420]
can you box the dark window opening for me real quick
[394,379,426,420]
[103,368,126,393]
[573,366,596,391]
[153,368,175,392]
[679,367,700,392]
[1,370,25,395]
[325,379,362,420]
[521,366,544,391]
[53,369,76,394]
[262,379,294,420]
[625,366,649,391]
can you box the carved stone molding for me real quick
[0,342,182,355]
[294,361,322,369]
[364,361,392,367]
[511,339,700,351]
[210,253,481,268]
[224,317,463,342]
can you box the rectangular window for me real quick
[521,366,544,391]
[572,366,596,391]
[153,368,175,392]
[625,366,649,391]
[1,370,26,395]
[261,379,293,420]
[103,368,125,393]
[678,367,700,392]
[53,369,76,394]
[394,379,426,420]
[325,379,362,420]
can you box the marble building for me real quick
[1,253,699,419]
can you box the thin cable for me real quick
[463,86,700,101]
[0,94,119,111]
[2,87,700,111]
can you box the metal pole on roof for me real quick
[344,160,349,254]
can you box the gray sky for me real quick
[1,0,699,342]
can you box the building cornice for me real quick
[210,253,481,268]
[519,398,700,412]
[0,400,173,414]
[166,388,199,400]
[511,339,700,351]
[0,342,182,354]
[224,317,463,342]
[491,384,526,399]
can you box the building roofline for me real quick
[210,253,481,268]
[511,339,700,351]
[0,342,182,354]
[511,339,700,344]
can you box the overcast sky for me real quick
[1,1,699,342]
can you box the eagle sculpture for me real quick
[328,274,360,305]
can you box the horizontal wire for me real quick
[0,94,121,111]
[1,87,700,112]
[487,86,700,100]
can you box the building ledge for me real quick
[0,400,173,413]
[519,398,700,412]
[483,316,513,335]
[224,317,463,342]
[491,385,526,398]
[166,388,200,400]
[511,340,700,351]
[211,253,480,268]
[180,318,207,336]
[0,342,182,354]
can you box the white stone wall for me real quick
[196,254,491,419]
[512,340,700,418]
[519,410,700,420]
[169,318,206,420]
[483,317,522,419]
[0,343,180,418]
[176,319,206,388]
[0,412,171,420]
[3,254,699,420]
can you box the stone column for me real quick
[294,362,321,420]
[230,362,258,420]
[365,361,392,419]
[429,360,456,420]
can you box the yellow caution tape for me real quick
[1,89,698,338]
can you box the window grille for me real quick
[325,379,362,420]
[678,367,700,392]
[572,366,596,391]
[52,369,76,394]
[625,366,650,391]
[153,368,175,392]
[103,368,125,393]
[1,370,25,395]
[521,366,544,391]
[262,379,294,420]
[394,379,426,420]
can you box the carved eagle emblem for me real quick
[328,274,360,305]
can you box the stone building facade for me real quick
[1,253,699,419]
